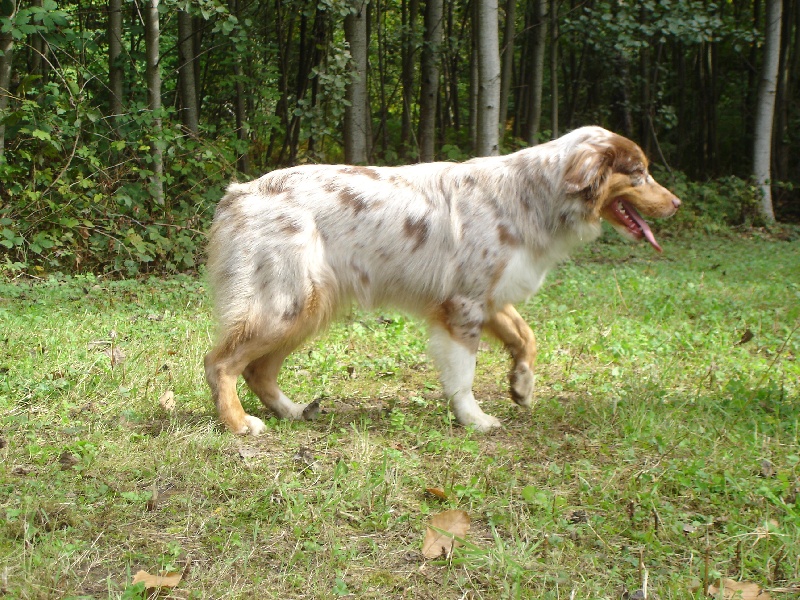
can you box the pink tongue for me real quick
[621,200,662,253]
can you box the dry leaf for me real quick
[735,329,754,346]
[759,459,776,478]
[131,569,182,590]
[422,509,471,559]
[103,345,126,367]
[159,390,176,412]
[59,451,79,470]
[707,579,770,599]
[425,487,448,501]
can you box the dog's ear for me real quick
[562,143,614,200]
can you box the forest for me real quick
[0,0,798,274]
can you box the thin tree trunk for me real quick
[144,0,164,206]
[400,0,419,153]
[0,1,14,160]
[418,0,443,162]
[525,0,545,144]
[498,0,515,134]
[753,0,782,223]
[344,0,370,164]
[476,0,501,156]
[177,10,199,135]
[29,0,43,77]
[549,0,558,138]
[108,0,123,122]
[228,0,249,173]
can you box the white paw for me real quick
[455,408,502,432]
[510,363,534,407]
[244,414,266,436]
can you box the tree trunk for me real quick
[476,0,501,156]
[344,0,370,164]
[228,0,249,173]
[0,6,14,159]
[549,0,558,138]
[525,0,547,144]
[753,0,782,223]
[108,0,123,122]
[177,10,199,135]
[418,0,443,162]
[144,0,164,206]
[400,0,419,154]
[498,0,515,134]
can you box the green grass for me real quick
[1,232,799,599]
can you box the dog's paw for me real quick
[456,409,502,432]
[302,399,321,421]
[509,363,534,407]
[243,414,266,436]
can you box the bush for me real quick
[0,87,238,276]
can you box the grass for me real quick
[1,231,799,599]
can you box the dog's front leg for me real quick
[428,299,501,432]
[485,304,536,408]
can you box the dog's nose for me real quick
[672,196,681,208]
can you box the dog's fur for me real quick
[205,126,681,435]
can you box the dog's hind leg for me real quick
[243,347,320,421]
[485,305,537,408]
[429,298,501,432]
[205,334,276,436]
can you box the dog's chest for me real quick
[492,249,553,305]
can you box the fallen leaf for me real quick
[131,570,182,590]
[425,487,448,501]
[422,509,471,559]
[707,579,770,599]
[59,451,79,470]
[735,329,754,346]
[103,345,126,367]
[159,390,176,412]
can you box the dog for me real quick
[204,126,680,435]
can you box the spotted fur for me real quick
[205,126,680,434]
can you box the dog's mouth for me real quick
[608,198,662,253]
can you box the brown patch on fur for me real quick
[276,214,301,234]
[259,171,302,195]
[340,166,381,180]
[432,298,485,352]
[497,223,521,246]
[339,188,368,215]
[607,135,647,174]
[404,215,430,251]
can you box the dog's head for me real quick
[561,127,680,252]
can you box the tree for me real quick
[177,9,199,135]
[0,1,16,158]
[753,0,782,223]
[418,0,443,162]
[108,0,123,123]
[344,0,370,164]
[498,0,515,134]
[476,0,501,156]
[143,0,164,206]
[525,0,546,145]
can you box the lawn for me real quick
[1,231,798,599]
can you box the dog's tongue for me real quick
[621,200,662,253]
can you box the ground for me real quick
[0,232,798,599]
